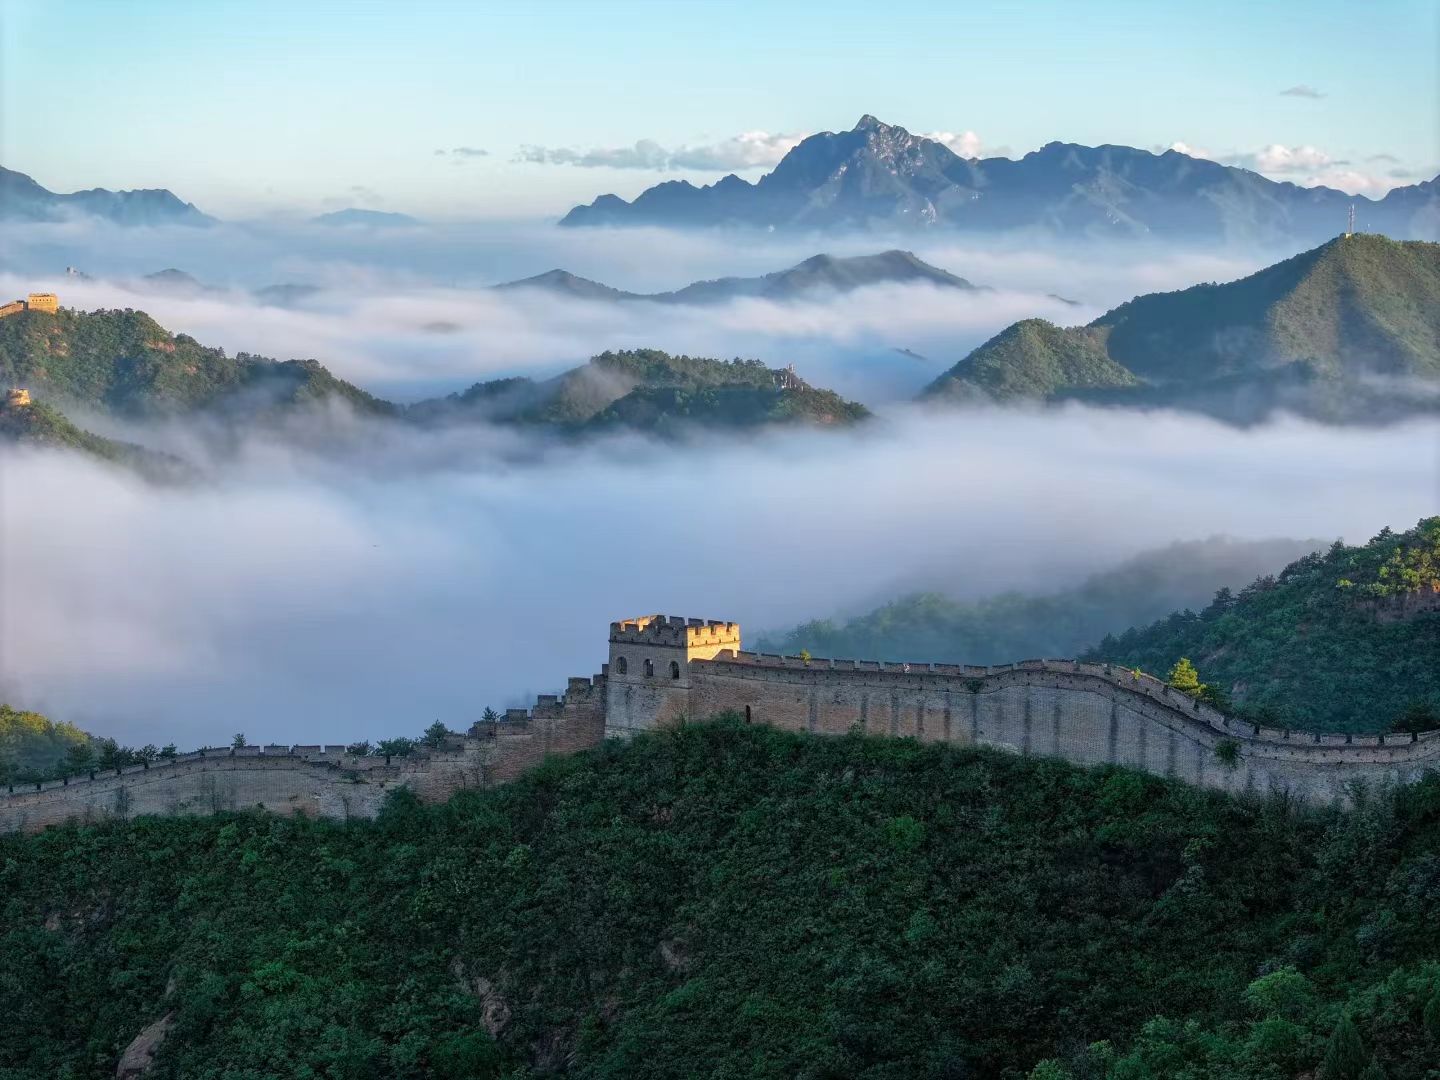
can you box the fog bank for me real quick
[2,404,1435,748]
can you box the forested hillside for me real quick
[924,235,1440,421]
[0,397,191,480]
[0,311,864,445]
[1088,518,1440,733]
[758,536,1322,665]
[4,723,1440,1079]
[413,348,869,433]
[0,308,392,420]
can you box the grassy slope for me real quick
[923,318,1136,401]
[757,537,1324,665]
[1086,518,1440,732]
[3,723,1440,1079]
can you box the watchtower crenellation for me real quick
[606,615,742,736]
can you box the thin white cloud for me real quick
[669,131,806,171]
[517,131,805,172]
[1248,144,1334,173]
[1168,141,1214,160]
[922,130,984,159]
[1279,84,1325,99]
[435,146,489,159]
[1169,141,1415,196]
[517,139,672,170]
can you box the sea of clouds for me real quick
[2,405,1436,748]
[0,218,1275,403]
[3,217,1428,749]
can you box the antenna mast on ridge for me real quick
[1346,204,1355,238]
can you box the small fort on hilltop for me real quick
[0,292,59,320]
[5,614,1440,832]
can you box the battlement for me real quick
[610,615,741,648]
[0,292,59,320]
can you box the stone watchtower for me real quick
[605,616,740,737]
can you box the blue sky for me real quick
[3,0,1435,218]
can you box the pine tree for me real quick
[1321,1014,1369,1080]
[1167,657,1202,696]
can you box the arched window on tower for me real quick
[615,656,628,675]
[669,660,681,679]
[643,658,654,677]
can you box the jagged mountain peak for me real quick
[559,119,1440,242]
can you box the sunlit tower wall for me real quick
[605,616,741,736]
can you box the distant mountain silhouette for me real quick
[311,208,420,227]
[923,233,1440,421]
[494,249,979,304]
[561,115,1440,244]
[0,166,213,226]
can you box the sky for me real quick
[2,0,1437,218]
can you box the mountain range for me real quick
[494,249,980,303]
[0,166,213,226]
[923,233,1440,422]
[562,115,1440,245]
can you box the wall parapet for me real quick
[697,650,1440,764]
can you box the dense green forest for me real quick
[758,536,1322,666]
[415,348,869,433]
[4,722,1440,1079]
[924,235,1440,421]
[1087,518,1440,733]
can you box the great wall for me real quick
[4,614,1439,832]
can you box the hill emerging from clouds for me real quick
[0,307,868,469]
[411,348,869,435]
[561,115,1440,245]
[922,233,1440,422]
[495,249,980,304]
